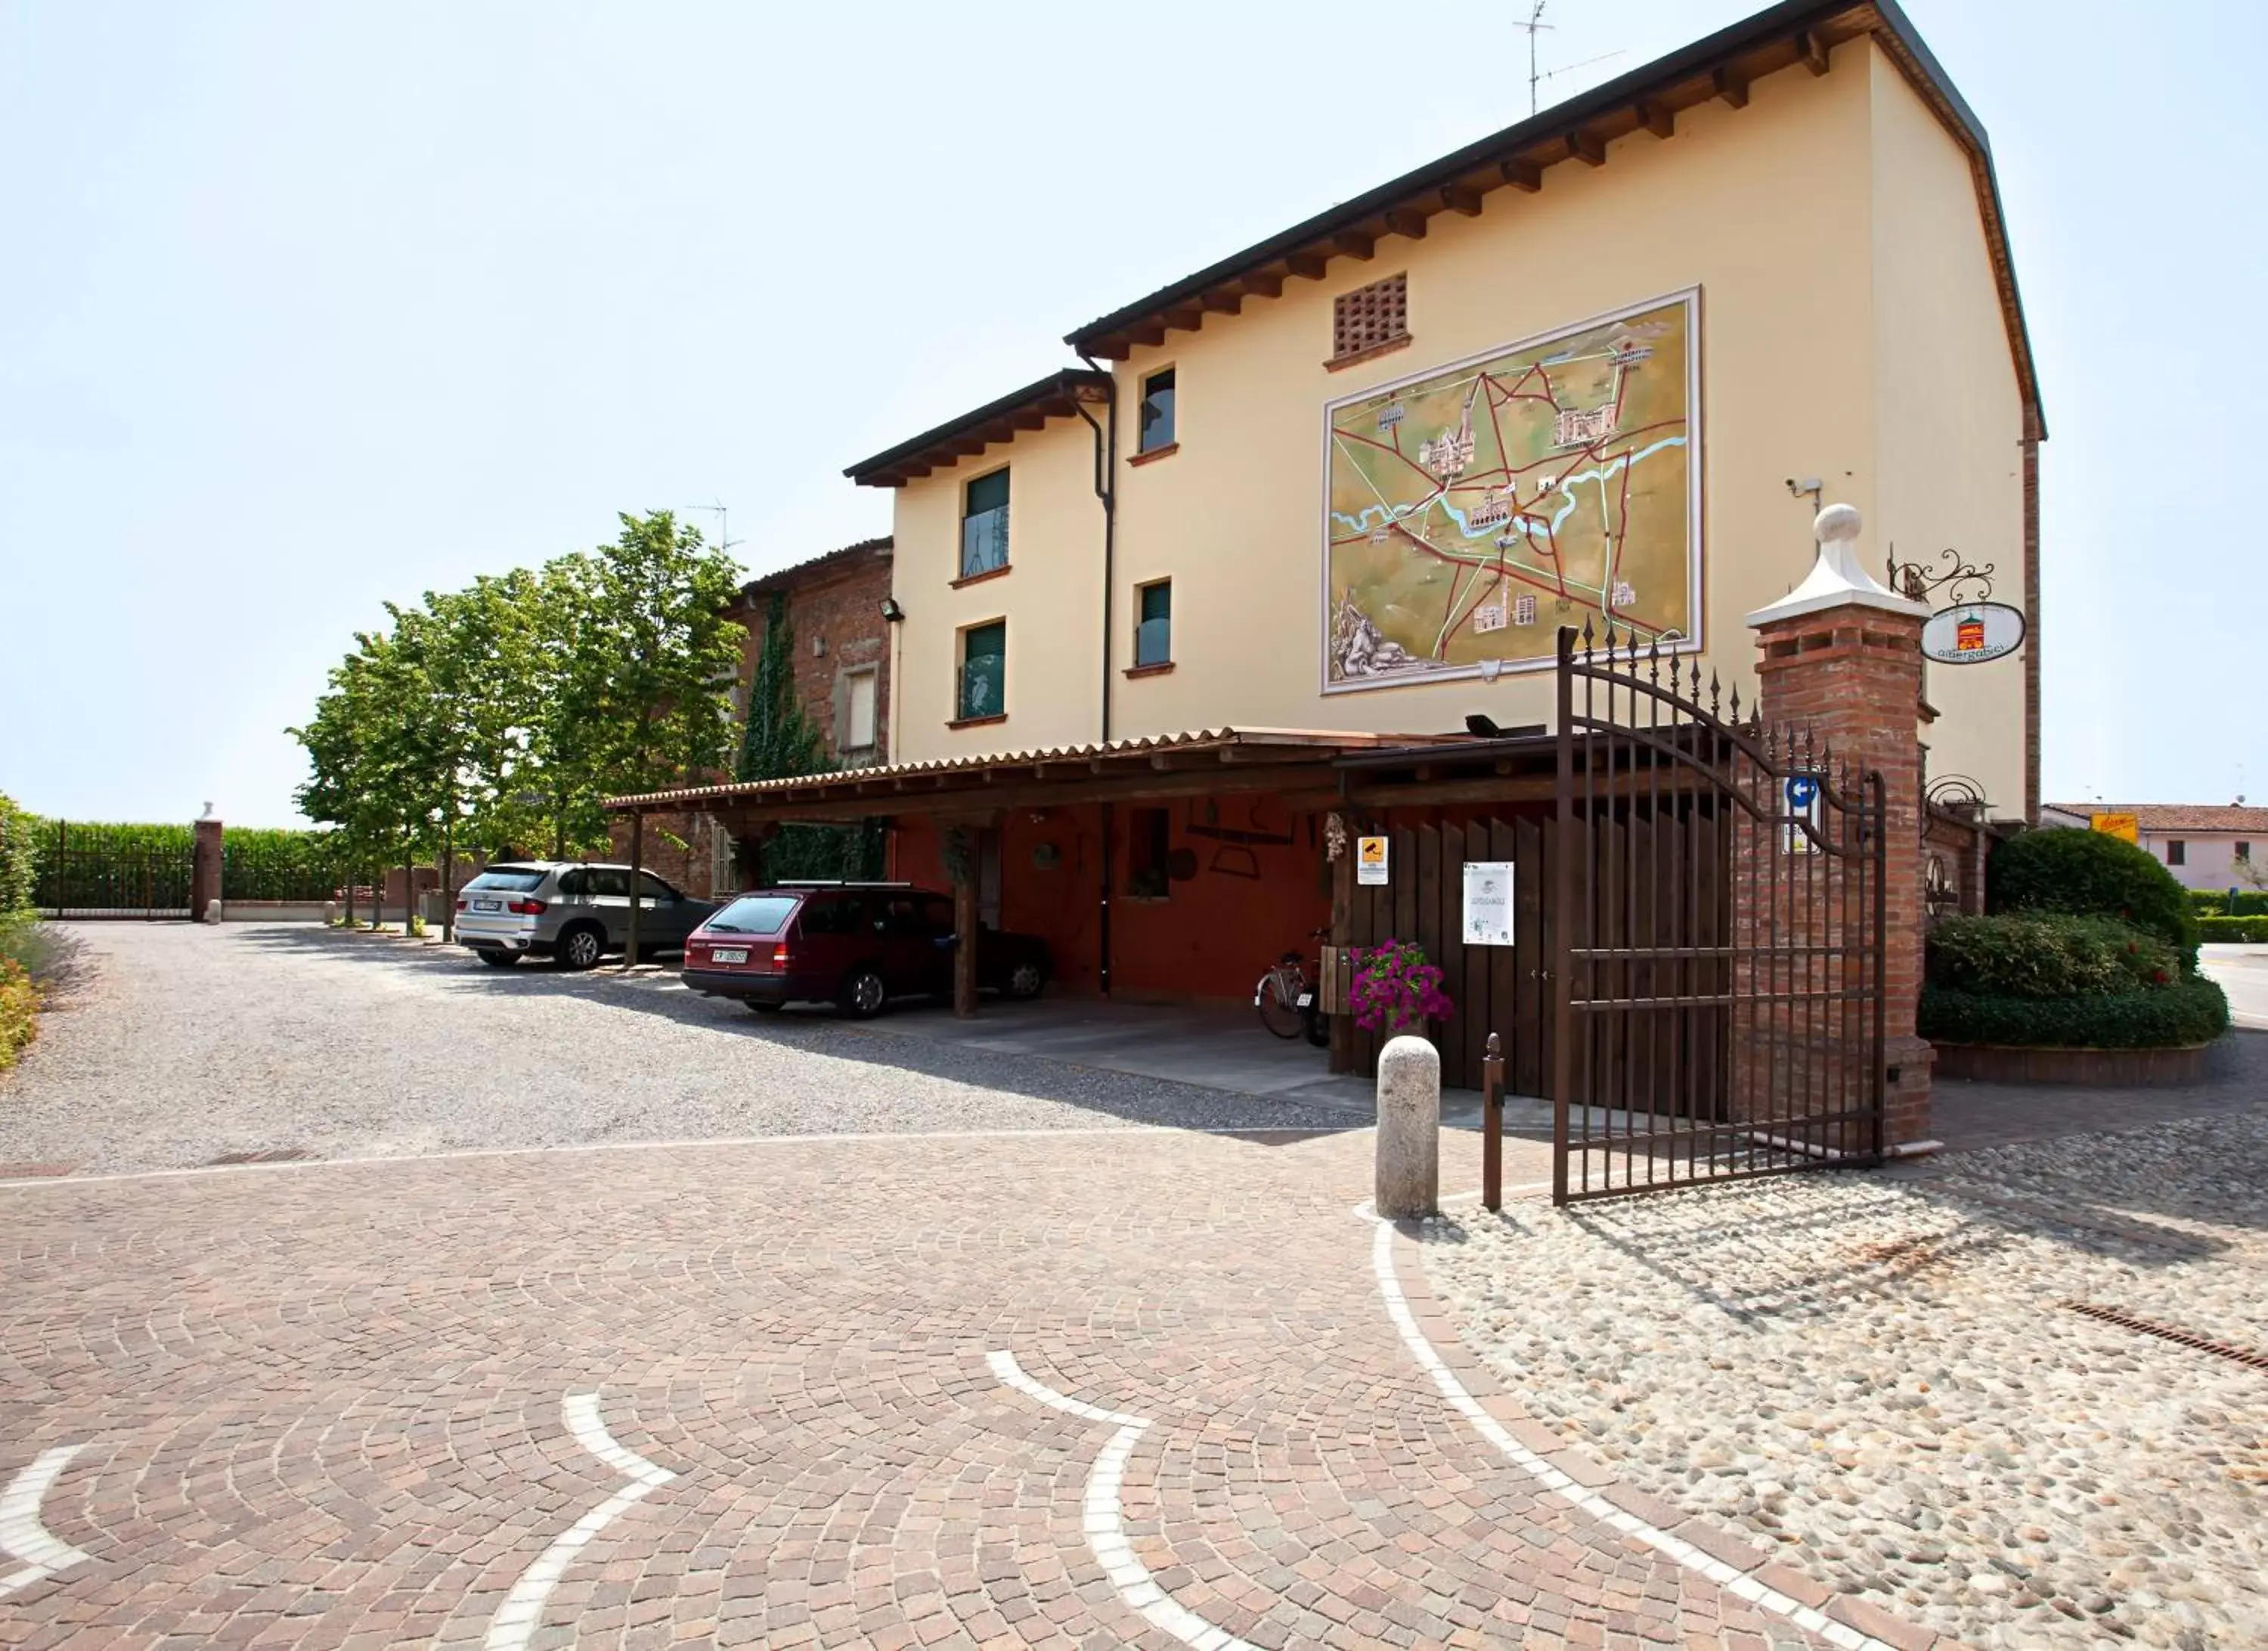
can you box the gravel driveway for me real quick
[0,923,1362,1172]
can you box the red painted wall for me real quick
[890,793,1333,1005]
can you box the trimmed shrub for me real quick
[1919,977,2229,1050]
[1926,913,2175,998]
[2197,915,2268,943]
[1987,828,2195,954]
[0,958,35,1070]
[0,794,36,917]
[2190,890,2268,918]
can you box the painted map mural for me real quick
[1325,293,1697,689]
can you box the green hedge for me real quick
[2190,890,2268,917]
[1919,977,2230,1050]
[2197,915,2268,943]
[0,795,36,917]
[1988,828,2195,952]
[1926,913,2174,998]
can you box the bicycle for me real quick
[1255,926,1332,1047]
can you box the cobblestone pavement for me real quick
[0,925,1864,1649]
[0,1127,1866,1650]
[1427,1114,2268,1651]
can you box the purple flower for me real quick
[1348,940,1456,1033]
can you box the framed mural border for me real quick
[1314,283,1706,698]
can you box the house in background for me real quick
[613,0,2043,1033]
[2046,803,2268,894]
[611,536,894,897]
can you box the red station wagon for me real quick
[681,882,1052,1018]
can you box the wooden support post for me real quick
[439,817,454,943]
[1483,1031,1504,1211]
[953,856,979,1018]
[626,812,644,970]
[1328,813,1356,1074]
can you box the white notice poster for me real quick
[1461,861,1514,946]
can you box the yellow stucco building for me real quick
[847,0,2043,826]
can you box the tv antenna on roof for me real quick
[1518,2,1556,116]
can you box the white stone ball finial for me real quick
[1814,503,1862,544]
[1745,500,1927,628]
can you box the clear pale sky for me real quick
[3,2,2258,825]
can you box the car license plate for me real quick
[710,947,748,964]
[1297,992,1314,1009]
[473,898,501,912]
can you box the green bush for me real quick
[0,794,37,917]
[1926,913,2175,998]
[1987,828,2195,955]
[1919,977,2229,1049]
[2190,890,2268,917]
[2197,915,2268,943]
[0,958,36,1070]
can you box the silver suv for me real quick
[453,862,717,969]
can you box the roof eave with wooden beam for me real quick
[844,368,1114,489]
[1055,0,2043,441]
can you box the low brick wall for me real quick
[1932,1041,2217,1087]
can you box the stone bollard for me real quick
[204,899,222,925]
[1374,1034,1440,1219]
[324,900,339,925]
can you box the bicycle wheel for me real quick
[1256,971,1304,1039]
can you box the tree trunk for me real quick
[953,860,978,1019]
[440,817,454,943]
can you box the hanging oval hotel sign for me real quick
[1920,601,2026,664]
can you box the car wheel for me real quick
[556,924,605,971]
[838,965,889,1019]
[1005,960,1046,1000]
[478,951,522,969]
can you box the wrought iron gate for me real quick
[35,822,195,918]
[1551,624,1886,1204]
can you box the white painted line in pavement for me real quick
[0,1445,91,1598]
[1366,1216,1888,1651]
[484,1394,679,1651]
[0,1123,1355,1191]
[988,1350,1260,1651]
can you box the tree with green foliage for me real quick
[291,510,748,894]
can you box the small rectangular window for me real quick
[961,469,1010,578]
[846,669,878,751]
[1139,368,1176,452]
[1333,273,1408,361]
[2238,841,2252,863]
[1135,580,1172,668]
[2167,839,2186,866]
[959,620,1005,720]
[1126,807,1171,899]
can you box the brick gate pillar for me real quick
[1746,506,1937,1151]
[191,810,224,922]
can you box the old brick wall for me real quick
[734,540,893,771]
[1752,608,1934,1148]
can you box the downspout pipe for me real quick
[1073,356,1119,995]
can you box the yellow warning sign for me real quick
[1356,835,1390,886]
[2090,813,2139,844]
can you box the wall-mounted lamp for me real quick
[879,596,906,624]
[1464,713,1502,738]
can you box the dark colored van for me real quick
[680,883,1051,1017]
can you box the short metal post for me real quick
[1483,1030,1504,1212]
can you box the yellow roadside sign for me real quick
[2090,813,2139,844]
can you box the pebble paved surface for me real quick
[1427,1117,2268,1651]
[0,925,1369,1172]
[0,922,1855,1647]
